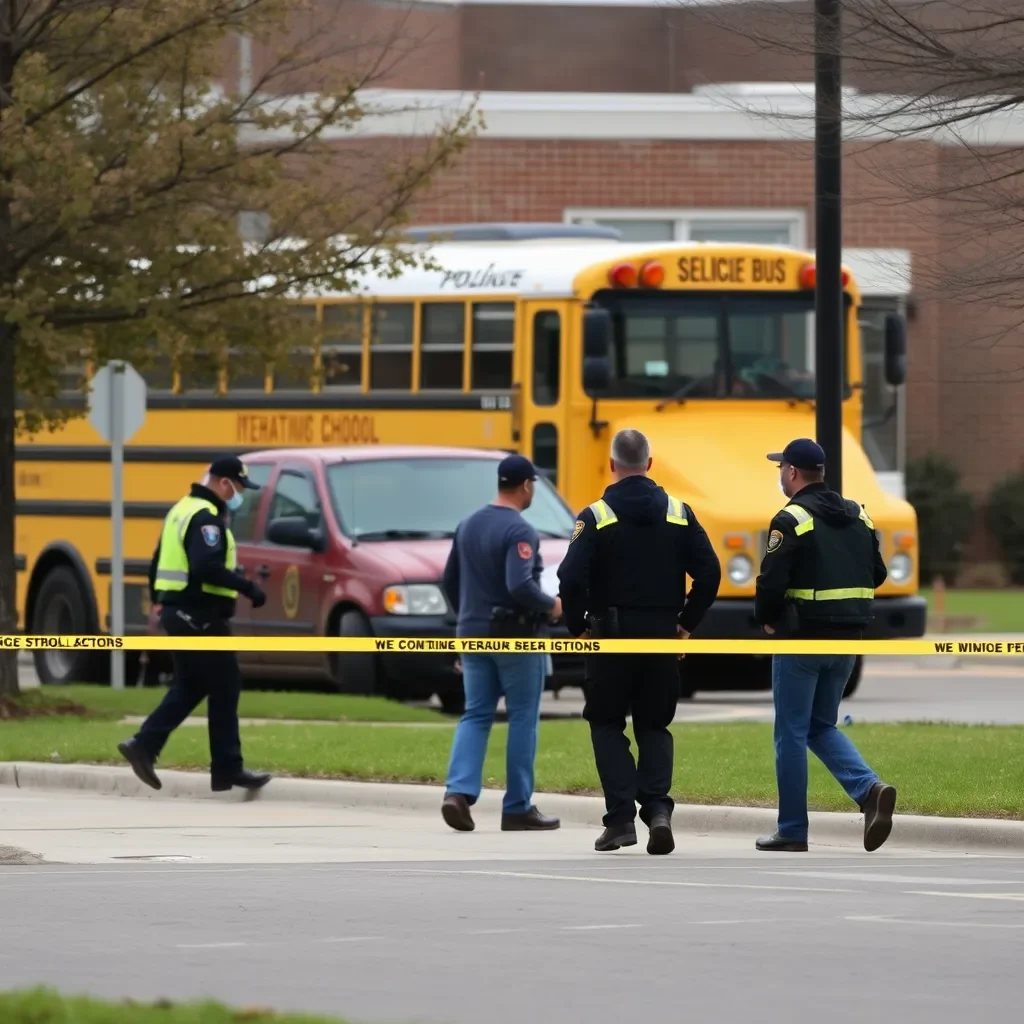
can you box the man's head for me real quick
[610,429,652,480]
[203,455,260,511]
[496,454,537,510]
[767,438,826,499]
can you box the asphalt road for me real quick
[2,848,1023,1024]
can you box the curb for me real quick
[3,762,1024,854]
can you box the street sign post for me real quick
[89,362,147,689]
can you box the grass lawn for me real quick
[921,587,1024,633]
[4,685,445,723]
[0,988,347,1023]
[2,716,1021,820]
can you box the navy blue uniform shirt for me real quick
[442,504,555,637]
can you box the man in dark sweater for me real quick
[440,455,562,833]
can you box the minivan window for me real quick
[326,458,576,541]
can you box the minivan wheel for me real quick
[328,610,380,695]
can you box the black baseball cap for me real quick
[209,454,261,490]
[767,438,826,472]
[497,454,537,487]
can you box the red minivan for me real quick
[229,445,580,712]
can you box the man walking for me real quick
[755,438,896,853]
[118,456,271,793]
[557,429,721,854]
[440,454,562,833]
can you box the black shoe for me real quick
[117,738,161,791]
[211,769,271,792]
[441,793,475,832]
[501,806,561,831]
[862,782,897,852]
[755,832,808,852]
[595,823,638,852]
[646,813,675,856]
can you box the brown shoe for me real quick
[441,793,475,832]
[501,806,561,831]
[862,782,897,852]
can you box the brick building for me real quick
[241,0,1024,512]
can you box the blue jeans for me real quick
[445,653,545,815]
[772,654,879,842]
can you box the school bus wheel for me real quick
[31,565,105,686]
[328,608,380,695]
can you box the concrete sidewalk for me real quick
[3,761,1022,856]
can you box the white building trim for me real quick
[237,85,1024,146]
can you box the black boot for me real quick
[595,823,638,852]
[755,832,808,852]
[646,813,675,855]
[862,782,897,852]
[117,738,161,791]
[211,769,271,792]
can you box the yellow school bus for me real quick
[15,223,925,694]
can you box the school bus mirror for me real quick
[583,356,612,395]
[266,516,322,551]
[582,306,613,359]
[884,312,907,387]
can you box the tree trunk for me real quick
[0,1,18,698]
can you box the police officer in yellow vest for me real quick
[755,438,895,853]
[557,429,721,855]
[118,455,270,793]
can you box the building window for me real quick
[471,303,514,390]
[420,303,465,390]
[532,311,560,406]
[322,303,364,390]
[566,210,803,248]
[370,303,413,390]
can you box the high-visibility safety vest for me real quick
[778,500,876,625]
[154,495,239,599]
[588,496,689,529]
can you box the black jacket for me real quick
[148,483,257,621]
[755,482,887,636]
[556,476,722,638]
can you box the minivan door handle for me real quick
[255,565,272,579]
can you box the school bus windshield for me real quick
[325,458,577,541]
[595,290,850,401]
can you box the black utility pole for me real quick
[814,0,844,494]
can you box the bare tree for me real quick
[0,0,478,697]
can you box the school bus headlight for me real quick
[727,555,753,585]
[888,553,912,584]
[383,584,448,616]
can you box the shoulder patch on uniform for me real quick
[201,524,221,547]
[766,529,783,553]
[570,520,585,543]
[517,541,533,560]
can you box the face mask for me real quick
[779,476,788,497]
[226,489,244,512]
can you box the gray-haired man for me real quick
[557,429,721,854]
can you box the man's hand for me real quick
[146,603,164,637]
[577,630,591,640]
[249,583,267,609]
[763,624,776,635]
[549,596,563,621]
[676,625,690,659]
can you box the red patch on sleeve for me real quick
[518,541,533,560]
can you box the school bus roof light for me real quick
[608,263,638,288]
[639,261,665,288]
[798,262,851,290]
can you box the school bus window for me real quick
[420,303,465,390]
[138,344,175,391]
[532,422,559,488]
[271,305,317,390]
[532,312,560,406]
[178,350,223,393]
[59,353,89,394]
[322,303,364,389]
[471,302,514,390]
[229,462,274,542]
[369,303,413,390]
[226,349,268,391]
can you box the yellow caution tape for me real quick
[1,635,1022,655]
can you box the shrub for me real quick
[905,454,974,585]
[988,471,1024,585]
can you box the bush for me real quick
[905,454,974,585]
[988,471,1024,585]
